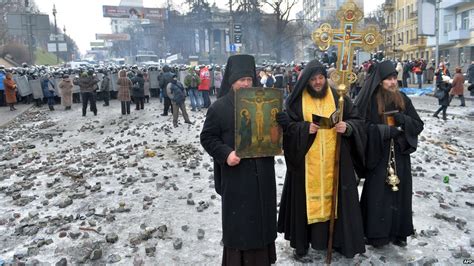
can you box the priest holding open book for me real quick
[275,59,367,261]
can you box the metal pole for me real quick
[435,0,440,68]
[27,13,34,64]
[53,4,59,64]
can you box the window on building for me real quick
[471,10,474,29]
[461,11,469,30]
[401,8,404,21]
[444,15,453,34]
[406,31,409,43]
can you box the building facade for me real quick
[383,0,430,62]
[384,0,473,73]
[303,0,364,22]
[426,0,474,72]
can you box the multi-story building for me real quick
[383,0,430,62]
[426,0,474,72]
[303,0,364,22]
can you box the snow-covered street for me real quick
[0,95,473,265]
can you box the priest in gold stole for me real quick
[276,60,366,261]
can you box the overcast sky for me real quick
[34,0,383,55]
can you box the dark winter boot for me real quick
[49,105,55,111]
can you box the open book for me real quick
[312,110,339,129]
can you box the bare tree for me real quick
[0,0,39,44]
[261,0,298,62]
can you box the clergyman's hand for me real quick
[276,112,290,129]
[309,123,319,134]
[335,121,347,134]
[226,151,241,166]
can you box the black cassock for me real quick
[360,93,424,246]
[200,90,277,250]
[278,89,366,258]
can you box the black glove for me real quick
[276,111,290,129]
[393,112,405,125]
[389,126,402,139]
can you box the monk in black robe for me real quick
[355,61,424,247]
[201,55,277,265]
[276,60,366,261]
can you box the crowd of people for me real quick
[0,56,473,264]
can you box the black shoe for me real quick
[392,239,407,247]
[293,249,312,263]
[185,121,194,124]
[161,113,168,116]
[433,114,439,118]
[103,104,109,106]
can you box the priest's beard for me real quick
[306,81,328,99]
[376,85,406,116]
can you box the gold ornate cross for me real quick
[311,1,383,264]
[312,0,383,89]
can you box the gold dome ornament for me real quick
[386,139,400,192]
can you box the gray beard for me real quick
[306,82,328,99]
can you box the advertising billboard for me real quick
[418,0,436,36]
[95,33,131,41]
[102,5,167,20]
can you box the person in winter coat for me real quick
[433,63,452,120]
[101,72,111,106]
[143,71,151,103]
[198,66,211,108]
[402,60,411,88]
[467,61,474,96]
[449,67,466,106]
[167,74,192,127]
[131,71,145,110]
[396,62,403,88]
[77,70,99,116]
[184,67,201,111]
[58,74,73,110]
[117,70,132,115]
[213,67,223,96]
[0,69,6,107]
[41,75,56,111]
[3,72,17,111]
[159,65,174,116]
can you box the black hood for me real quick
[354,60,397,119]
[218,55,258,98]
[285,59,328,120]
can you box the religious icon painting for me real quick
[235,87,283,158]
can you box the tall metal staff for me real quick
[311,0,383,263]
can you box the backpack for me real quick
[265,76,275,88]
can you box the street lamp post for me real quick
[52,4,59,64]
[63,25,69,61]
